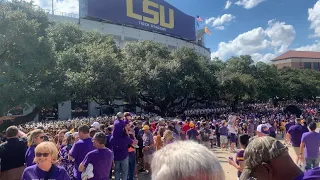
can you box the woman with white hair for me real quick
[151,141,225,180]
[22,142,70,180]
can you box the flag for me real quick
[196,15,203,22]
[204,26,211,35]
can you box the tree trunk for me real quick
[0,107,40,131]
[231,96,239,112]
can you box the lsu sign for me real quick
[126,0,174,29]
[84,0,196,41]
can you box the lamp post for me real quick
[52,0,54,15]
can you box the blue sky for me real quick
[165,0,320,61]
[30,0,320,62]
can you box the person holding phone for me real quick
[228,134,250,179]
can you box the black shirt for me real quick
[0,137,27,171]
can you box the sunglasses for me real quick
[40,136,49,141]
[35,152,50,157]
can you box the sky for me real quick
[27,0,320,62]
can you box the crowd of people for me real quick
[0,103,320,180]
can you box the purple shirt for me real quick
[294,167,320,180]
[69,138,95,180]
[109,136,133,161]
[186,129,199,141]
[25,145,36,167]
[236,150,244,178]
[105,134,112,149]
[22,164,70,180]
[59,144,74,178]
[285,122,294,132]
[301,132,320,158]
[219,126,228,136]
[82,148,113,180]
[113,119,128,138]
[288,125,308,147]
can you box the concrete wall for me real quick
[47,15,211,58]
[58,101,72,120]
[88,101,100,117]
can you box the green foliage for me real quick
[121,42,218,116]
[0,0,64,116]
[2,0,320,119]
[49,23,124,105]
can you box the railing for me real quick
[37,6,79,18]
[42,8,79,18]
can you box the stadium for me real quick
[29,0,211,120]
[48,0,210,57]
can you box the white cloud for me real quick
[251,53,277,63]
[205,14,235,30]
[205,17,215,25]
[225,0,232,9]
[215,26,225,30]
[24,0,79,14]
[211,20,296,62]
[235,0,265,9]
[296,41,320,51]
[265,20,295,53]
[308,0,320,37]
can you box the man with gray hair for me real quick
[240,136,320,180]
[151,141,225,180]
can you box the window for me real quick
[313,62,320,71]
[304,62,312,69]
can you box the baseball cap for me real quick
[256,124,270,135]
[189,123,195,128]
[240,136,288,180]
[91,122,100,129]
[142,125,150,131]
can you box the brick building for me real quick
[272,50,320,70]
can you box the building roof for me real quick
[272,50,320,61]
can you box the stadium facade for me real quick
[24,0,211,120]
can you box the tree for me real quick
[0,0,65,120]
[55,28,124,105]
[216,56,257,111]
[279,68,320,102]
[254,62,284,101]
[121,41,218,116]
[47,22,84,52]
[217,71,256,112]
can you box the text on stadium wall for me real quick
[126,0,174,29]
